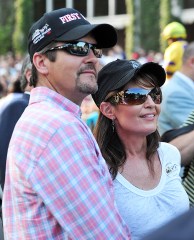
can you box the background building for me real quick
[34,0,129,48]
[35,0,194,49]
[0,0,194,56]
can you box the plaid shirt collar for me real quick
[29,86,81,117]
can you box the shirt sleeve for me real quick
[164,91,194,128]
[28,121,130,239]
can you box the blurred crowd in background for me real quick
[0,53,24,98]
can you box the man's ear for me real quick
[189,56,194,66]
[25,68,32,84]
[100,102,115,120]
[33,53,49,75]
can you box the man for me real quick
[2,8,130,239]
[0,54,32,190]
[162,21,187,80]
[158,41,194,135]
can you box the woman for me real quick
[92,59,189,240]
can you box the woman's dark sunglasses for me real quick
[45,41,102,58]
[108,87,162,105]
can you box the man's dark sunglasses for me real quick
[45,41,102,58]
[108,87,162,105]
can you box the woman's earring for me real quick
[112,118,115,132]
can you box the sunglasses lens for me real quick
[93,48,102,58]
[68,42,102,58]
[149,88,162,104]
[68,42,88,56]
[123,88,162,105]
[124,89,148,105]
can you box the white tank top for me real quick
[114,142,189,240]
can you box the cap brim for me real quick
[105,62,166,93]
[56,24,117,48]
[92,59,166,107]
[138,62,166,87]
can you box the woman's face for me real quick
[113,82,161,137]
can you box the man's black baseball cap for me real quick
[28,8,117,61]
[92,59,166,107]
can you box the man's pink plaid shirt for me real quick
[2,87,130,240]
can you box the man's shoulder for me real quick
[21,103,81,136]
[167,40,187,51]
[8,95,29,107]
[0,98,28,123]
[162,76,188,95]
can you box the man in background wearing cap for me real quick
[158,42,194,209]
[158,42,194,135]
[2,8,130,240]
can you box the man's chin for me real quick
[78,82,98,94]
[82,85,98,95]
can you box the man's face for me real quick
[45,35,100,105]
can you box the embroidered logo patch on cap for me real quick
[130,60,141,69]
[32,24,52,45]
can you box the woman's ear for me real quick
[33,53,49,75]
[100,102,115,120]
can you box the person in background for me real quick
[2,8,130,239]
[158,42,194,135]
[100,44,126,66]
[0,54,31,240]
[19,54,33,95]
[142,208,194,240]
[0,75,8,98]
[0,54,32,190]
[0,82,4,98]
[81,95,99,131]
[161,109,194,207]
[162,21,187,80]
[0,56,31,240]
[136,48,148,64]
[92,59,189,240]
[0,187,3,240]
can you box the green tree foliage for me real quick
[125,0,161,57]
[125,0,134,59]
[140,0,160,52]
[159,0,183,53]
[160,0,171,52]
[13,0,33,55]
[0,0,14,54]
